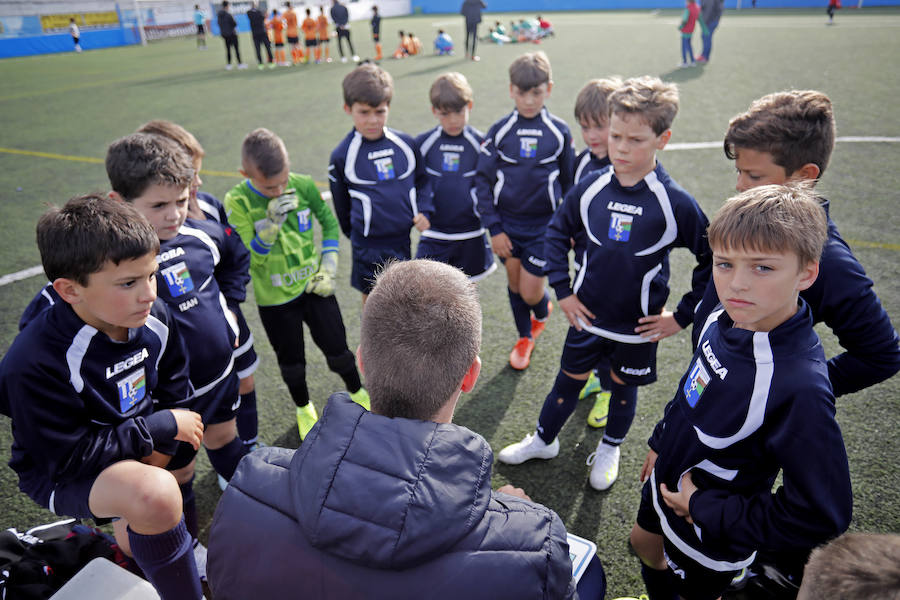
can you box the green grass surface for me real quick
[1,8,899,597]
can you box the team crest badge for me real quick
[519,137,538,158]
[296,208,311,232]
[442,152,460,172]
[117,367,146,412]
[608,212,633,242]
[683,359,710,408]
[374,157,395,180]
[161,261,194,297]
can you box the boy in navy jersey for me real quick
[415,72,495,281]
[475,51,575,370]
[329,62,433,300]
[498,77,711,492]
[0,195,204,600]
[631,185,852,600]
[688,90,900,398]
[106,134,251,541]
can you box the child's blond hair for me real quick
[608,76,678,135]
[707,183,827,268]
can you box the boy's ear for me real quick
[797,260,819,292]
[656,129,673,150]
[545,81,553,95]
[108,191,124,203]
[460,356,481,393]
[356,345,365,377]
[52,277,83,305]
[344,104,352,115]
[789,163,821,183]
[239,167,249,178]
[466,100,474,111]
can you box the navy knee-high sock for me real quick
[641,563,678,600]
[530,289,550,320]
[128,517,202,600]
[536,371,585,443]
[508,288,533,338]
[178,478,197,539]
[236,390,258,447]
[206,436,248,482]
[602,380,638,445]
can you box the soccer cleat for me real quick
[497,432,559,465]
[587,391,611,428]
[352,55,360,62]
[530,300,553,340]
[341,56,348,63]
[509,337,535,370]
[587,442,620,490]
[257,64,265,70]
[579,371,601,400]
[237,63,248,70]
[349,387,370,411]
[296,403,319,440]
[268,62,276,69]
[696,55,708,63]
[193,540,208,582]
[225,64,234,70]
[471,55,480,61]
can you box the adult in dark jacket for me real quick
[217,0,245,69]
[698,0,723,61]
[246,1,272,67]
[330,0,358,62]
[208,260,600,600]
[461,0,486,60]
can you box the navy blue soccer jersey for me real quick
[156,218,249,400]
[1,298,192,502]
[197,190,230,224]
[474,107,575,236]
[329,127,433,247]
[545,162,712,342]
[574,149,610,185]
[649,301,852,570]
[415,124,485,238]
[692,198,900,397]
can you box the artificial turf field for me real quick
[1,7,899,597]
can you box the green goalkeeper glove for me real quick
[306,251,338,297]
[254,192,299,248]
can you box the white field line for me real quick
[0,139,896,287]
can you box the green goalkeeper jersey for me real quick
[225,173,340,307]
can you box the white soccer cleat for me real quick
[341,56,348,63]
[237,63,248,70]
[352,54,360,62]
[587,442,620,491]
[225,64,234,70]
[497,432,559,465]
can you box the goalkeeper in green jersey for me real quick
[225,128,368,440]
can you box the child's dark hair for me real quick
[608,76,679,135]
[508,51,551,91]
[106,133,194,201]
[37,194,159,286]
[241,128,289,178]
[342,63,394,107]
[430,72,473,112]
[724,90,836,178]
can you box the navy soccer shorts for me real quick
[415,233,496,281]
[351,243,411,294]
[560,327,658,385]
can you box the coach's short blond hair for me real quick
[707,184,827,268]
[360,260,481,422]
[574,77,622,125]
[608,76,678,135]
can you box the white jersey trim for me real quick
[635,169,677,257]
[420,228,485,241]
[179,224,221,265]
[695,331,773,449]
[348,189,372,237]
[144,314,169,372]
[66,325,97,394]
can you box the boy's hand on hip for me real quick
[660,471,697,524]
[639,448,658,484]
[559,295,595,331]
[171,409,204,450]
[636,310,682,341]
[491,232,513,259]
[413,213,430,231]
